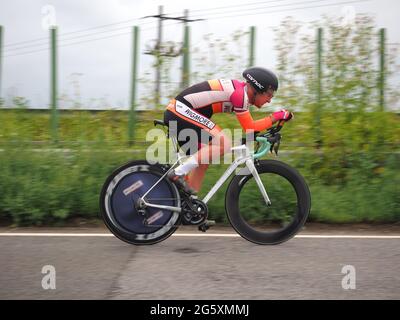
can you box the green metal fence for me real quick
[0,23,391,145]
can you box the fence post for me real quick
[315,27,323,148]
[378,28,386,112]
[128,26,139,146]
[50,27,58,142]
[249,26,255,67]
[154,5,163,107]
[181,10,190,89]
[0,26,3,104]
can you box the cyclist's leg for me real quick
[186,163,209,192]
[164,101,230,192]
[195,130,232,165]
[165,100,223,161]
[187,131,232,192]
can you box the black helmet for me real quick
[242,67,279,93]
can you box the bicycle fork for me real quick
[245,159,272,206]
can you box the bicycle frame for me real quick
[139,136,272,213]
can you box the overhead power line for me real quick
[3,0,325,51]
[3,0,374,51]
[4,23,158,53]
[164,0,287,16]
[3,0,373,58]
[3,17,154,49]
[189,0,339,18]
[193,0,372,20]
[3,21,180,58]
[4,17,186,56]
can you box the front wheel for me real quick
[225,160,311,245]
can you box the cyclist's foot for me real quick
[167,170,197,195]
[198,220,215,232]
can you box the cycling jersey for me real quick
[164,79,273,154]
[175,79,250,116]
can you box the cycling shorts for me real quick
[164,99,222,155]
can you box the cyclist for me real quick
[164,66,293,195]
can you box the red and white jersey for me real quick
[174,79,250,118]
[168,79,273,133]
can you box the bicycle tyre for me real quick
[100,160,181,245]
[225,159,311,245]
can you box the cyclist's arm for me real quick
[235,110,273,131]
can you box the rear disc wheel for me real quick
[100,160,181,245]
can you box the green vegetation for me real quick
[0,109,398,226]
[0,14,399,226]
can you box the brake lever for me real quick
[268,133,282,155]
[269,143,275,155]
[264,121,285,154]
[273,140,281,155]
[269,141,280,155]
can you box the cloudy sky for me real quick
[0,0,399,109]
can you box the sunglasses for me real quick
[264,88,275,98]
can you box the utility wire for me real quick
[194,0,371,20]
[164,0,288,16]
[3,0,372,58]
[3,21,181,58]
[191,0,333,17]
[3,0,375,50]
[3,0,333,51]
[4,17,184,55]
[3,17,154,48]
[5,23,154,52]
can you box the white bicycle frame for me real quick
[139,135,271,213]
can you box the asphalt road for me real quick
[0,228,399,300]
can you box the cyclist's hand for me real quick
[271,109,294,123]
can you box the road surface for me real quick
[0,225,399,300]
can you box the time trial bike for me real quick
[99,119,311,245]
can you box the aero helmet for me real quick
[242,67,279,93]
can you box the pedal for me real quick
[198,220,215,232]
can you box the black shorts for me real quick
[164,101,221,155]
